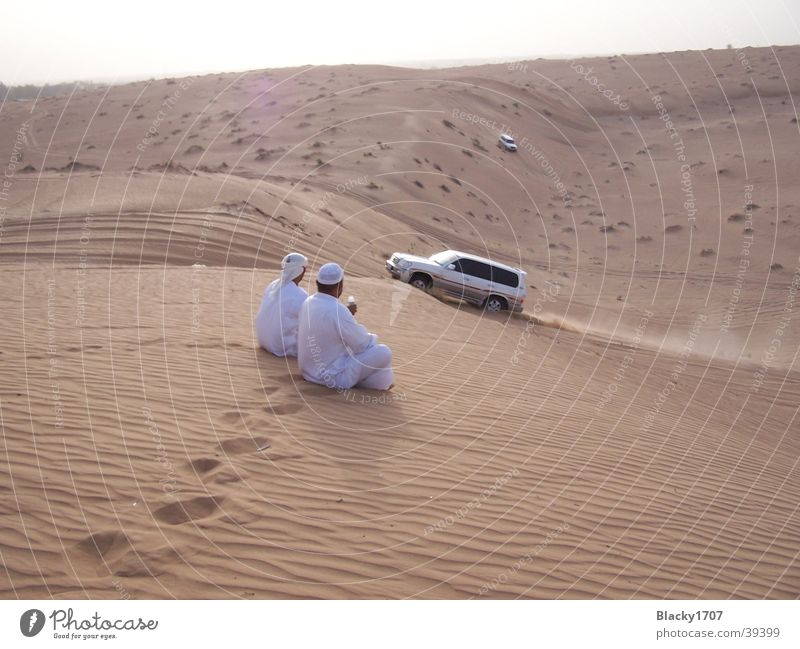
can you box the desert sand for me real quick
[0,46,798,598]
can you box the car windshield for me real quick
[429,251,458,266]
[502,135,514,142]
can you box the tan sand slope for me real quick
[0,47,798,598]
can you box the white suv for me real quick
[498,133,518,152]
[385,250,527,312]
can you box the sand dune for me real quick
[1,47,798,598]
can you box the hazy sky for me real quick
[2,0,798,84]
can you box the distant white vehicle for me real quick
[385,250,527,312]
[498,133,518,152]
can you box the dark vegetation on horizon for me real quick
[1,81,105,101]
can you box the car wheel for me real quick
[484,295,507,312]
[410,273,431,291]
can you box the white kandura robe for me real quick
[297,292,390,389]
[255,279,308,357]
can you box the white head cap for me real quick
[317,262,344,285]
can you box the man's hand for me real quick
[347,303,358,316]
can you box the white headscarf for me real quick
[267,252,308,298]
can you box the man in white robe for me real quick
[254,252,308,357]
[297,262,394,390]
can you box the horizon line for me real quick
[4,42,798,87]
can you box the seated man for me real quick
[297,262,394,390]
[254,252,308,357]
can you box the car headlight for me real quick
[397,259,412,269]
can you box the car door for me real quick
[457,258,492,304]
[491,265,520,304]
[435,257,467,298]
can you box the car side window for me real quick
[449,258,463,272]
[492,267,519,288]
[458,259,492,281]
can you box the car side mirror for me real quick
[447,263,456,270]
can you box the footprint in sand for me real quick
[213,469,244,484]
[218,437,270,454]
[221,396,299,426]
[113,544,189,578]
[221,410,248,425]
[152,495,223,525]
[266,402,303,415]
[187,457,221,474]
[187,456,244,484]
[138,337,165,348]
[75,530,132,562]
